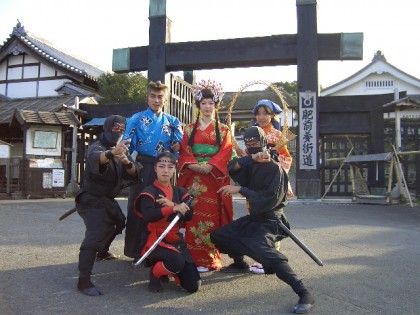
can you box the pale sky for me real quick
[1,0,419,92]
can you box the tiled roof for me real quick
[0,22,105,81]
[382,96,420,112]
[221,89,297,112]
[12,110,80,126]
[321,51,420,93]
[0,95,80,124]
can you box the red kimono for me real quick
[177,120,233,270]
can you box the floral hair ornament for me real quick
[192,79,225,103]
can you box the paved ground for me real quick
[0,197,419,315]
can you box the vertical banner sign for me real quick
[299,91,317,170]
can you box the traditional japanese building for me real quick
[321,50,420,118]
[0,21,104,198]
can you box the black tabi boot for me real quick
[292,280,315,314]
[96,251,118,261]
[78,249,102,296]
[77,276,102,296]
[148,268,164,293]
[220,256,249,273]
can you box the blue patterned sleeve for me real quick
[170,116,184,143]
[123,114,139,154]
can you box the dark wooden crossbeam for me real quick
[113,33,362,73]
[112,0,364,199]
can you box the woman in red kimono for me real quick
[177,79,233,273]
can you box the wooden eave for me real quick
[11,109,81,127]
[382,97,420,112]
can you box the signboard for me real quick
[33,130,58,149]
[26,126,62,157]
[299,91,317,170]
[52,169,65,187]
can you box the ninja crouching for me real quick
[75,115,138,296]
[134,152,201,293]
[210,126,315,314]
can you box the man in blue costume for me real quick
[123,81,183,261]
[211,126,315,314]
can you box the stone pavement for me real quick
[0,197,419,315]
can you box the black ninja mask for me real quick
[243,126,268,154]
[103,115,126,146]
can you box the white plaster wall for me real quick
[8,81,37,98]
[322,72,420,97]
[7,67,22,80]
[38,79,68,96]
[40,63,56,77]
[23,65,39,79]
[24,55,38,63]
[8,55,23,66]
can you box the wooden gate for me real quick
[320,135,369,196]
[167,74,195,125]
[318,93,398,198]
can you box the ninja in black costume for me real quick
[75,115,138,296]
[210,126,315,314]
[135,151,200,293]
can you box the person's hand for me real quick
[173,202,190,216]
[189,164,202,173]
[116,154,130,164]
[251,150,270,163]
[111,139,131,156]
[217,185,241,197]
[189,163,212,174]
[200,164,213,174]
[156,194,175,208]
[171,142,180,152]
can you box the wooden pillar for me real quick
[148,0,171,82]
[296,0,321,199]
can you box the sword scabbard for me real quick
[58,207,77,221]
[278,221,324,267]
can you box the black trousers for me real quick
[124,157,156,259]
[148,246,201,293]
[77,194,121,277]
[210,216,304,293]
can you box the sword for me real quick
[133,194,194,268]
[132,213,181,268]
[58,181,138,221]
[278,220,324,267]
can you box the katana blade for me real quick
[133,213,181,268]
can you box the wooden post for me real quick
[386,158,394,204]
[148,0,170,82]
[296,0,320,198]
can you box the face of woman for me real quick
[154,160,176,185]
[255,106,273,128]
[199,98,216,118]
